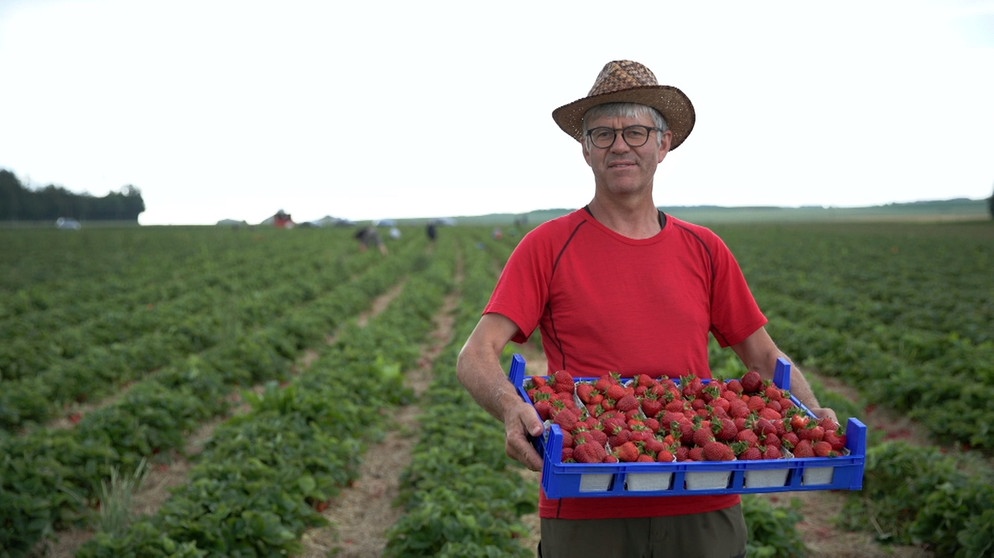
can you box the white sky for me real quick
[1,0,992,225]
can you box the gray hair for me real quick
[582,103,669,147]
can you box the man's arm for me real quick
[730,326,838,424]
[456,313,546,471]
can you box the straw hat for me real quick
[552,60,696,150]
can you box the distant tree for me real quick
[0,169,144,221]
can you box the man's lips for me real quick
[607,159,637,168]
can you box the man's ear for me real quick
[582,140,593,167]
[657,130,673,162]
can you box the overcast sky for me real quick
[1,0,992,225]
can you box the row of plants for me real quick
[840,441,994,557]
[0,228,393,430]
[0,233,430,555]
[385,233,540,557]
[75,237,456,556]
[713,220,994,554]
[707,222,994,452]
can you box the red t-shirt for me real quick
[485,209,767,519]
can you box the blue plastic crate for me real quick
[508,353,866,499]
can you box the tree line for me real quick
[0,169,145,222]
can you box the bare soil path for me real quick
[296,288,460,557]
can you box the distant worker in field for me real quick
[456,60,836,558]
[426,221,438,242]
[355,225,387,255]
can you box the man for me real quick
[355,225,388,255]
[456,60,836,558]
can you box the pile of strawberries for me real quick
[524,370,847,464]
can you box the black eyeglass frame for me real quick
[585,125,663,149]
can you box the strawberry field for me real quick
[1,219,992,557]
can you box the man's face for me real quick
[582,113,672,196]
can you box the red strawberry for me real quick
[693,425,715,447]
[813,441,834,457]
[657,449,675,463]
[640,395,664,418]
[552,408,579,432]
[586,428,608,445]
[753,418,777,437]
[615,441,641,462]
[739,446,763,461]
[736,429,759,446]
[824,431,847,452]
[701,382,723,402]
[789,413,810,431]
[712,417,738,442]
[728,401,751,419]
[608,429,632,448]
[603,383,625,400]
[724,378,744,395]
[740,370,763,394]
[636,374,656,388]
[682,375,704,399]
[759,407,783,421]
[765,385,784,401]
[711,397,731,415]
[642,417,660,433]
[533,399,553,420]
[616,394,639,413]
[628,426,654,443]
[576,382,595,403]
[644,437,666,455]
[762,446,783,460]
[793,439,815,458]
[573,441,608,463]
[746,396,767,413]
[818,416,841,432]
[702,441,735,461]
[594,375,613,393]
[799,423,825,442]
[552,370,575,393]
[677,419,696,445]
[665,399,688,413]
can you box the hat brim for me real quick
[551,85,696,150]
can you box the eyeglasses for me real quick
[586,125,662,149]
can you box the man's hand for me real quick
[809,405,839,426]
[504,400,545,471]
